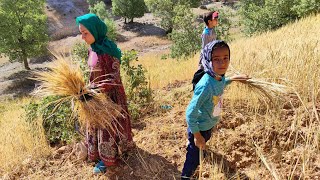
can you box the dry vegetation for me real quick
[1,13,320,179]
[0,99,50,175]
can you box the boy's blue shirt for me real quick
[202,27,216,49]
[203,27,212,35]
[186,73,231,133]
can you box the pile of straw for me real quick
[33,55,122,131]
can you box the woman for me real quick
[76,13,134,174]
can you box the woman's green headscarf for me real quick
[76,13,121,62]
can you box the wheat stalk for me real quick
[238,78,291,104]
[32,55,123,132]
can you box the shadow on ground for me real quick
[123,22,166,37]
[8,146,181,179]
[113,147,181,179]
[1,68,46,98]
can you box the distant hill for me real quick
[46,0,89,40]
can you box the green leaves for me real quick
[239,0,320,36]
[169,4,202,59]
[25,96,79,144]
[121,50,152,120]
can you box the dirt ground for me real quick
[4,80,319,179]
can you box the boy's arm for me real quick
[186,84,210,133]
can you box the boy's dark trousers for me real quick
[181,128,213,179]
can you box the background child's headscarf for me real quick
[200,40,230,78]
[76,13,122,62]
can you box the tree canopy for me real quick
[112,0,147,23]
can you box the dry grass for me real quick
[137,14,320,179]
[138,52,199,89]
[227,14,320,104]
[33,55,122,131]
[0,98,50,174]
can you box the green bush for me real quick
[145,0,201,32]
[169,4,233,59]
[239,0,320,36]
[169,4,202,58]
[293,0,320,18]
[71,42,90,82]
[211,7,233,42]
[25,96,79,145]
[121,50,153,120]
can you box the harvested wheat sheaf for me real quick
[239,78,291,104]
[33,55,122,131]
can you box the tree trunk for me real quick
[125,18,127,24]
[130,18,133,23]
[22,50,30,70]
[23,57,30,70]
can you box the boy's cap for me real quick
[212,11,219,19]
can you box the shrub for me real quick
[25,96,79,145]
[169,4,233,59]
[169,4,202,58]
[145,0,201,33]
[211,6,233,42]
[71,42,90,82]
[238,0,320,36]
[121,50,153,119]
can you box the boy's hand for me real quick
[194,132,206,149]
[230,74,251,82]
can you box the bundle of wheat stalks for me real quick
[238,78,291,104]
[33,55,123,132]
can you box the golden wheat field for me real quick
[0,14,319,179]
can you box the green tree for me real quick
[145,0,201,33]
[0,0,48,70]
[211,7,233,42]
[112,0,147,23]
[169,4,202,58]
[89,1,117,41]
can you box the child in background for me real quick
[181,40,250,179]
[192,11,219,89]
[201,11,219,49]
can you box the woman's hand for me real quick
[194,132,206,149]
[230,74,251,82]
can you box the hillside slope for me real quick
[2,13,320,180]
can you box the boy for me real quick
[192,11,219,88]
[202,11,219,49]
[181,40,249,179]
